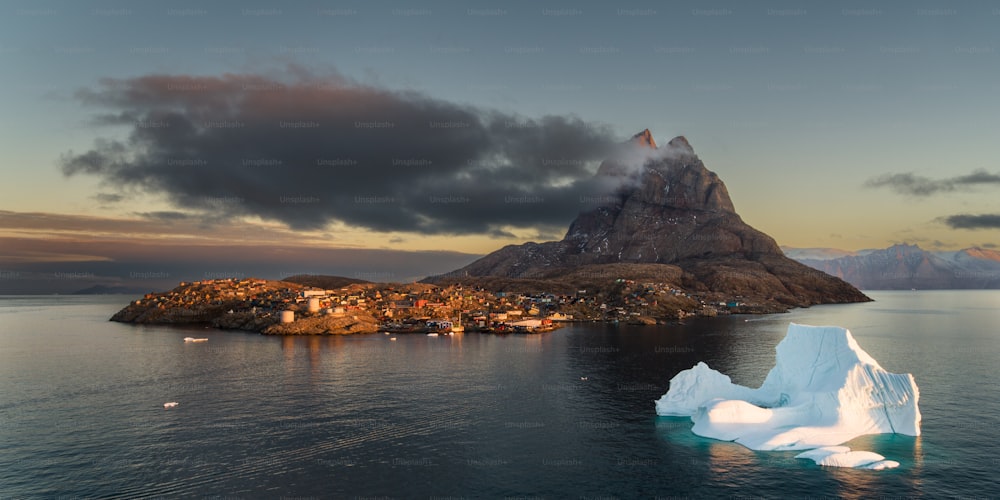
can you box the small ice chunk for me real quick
[860,460,900,470]
[795,447,899,469]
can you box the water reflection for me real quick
[829,470,879,500]
[705,440,759,474]
[279,335,350,381]
[6,293,999,499]
[206,315,951,497]
[910,435,924,492]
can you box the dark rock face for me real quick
[428,132,870,308]
[443,134,782,271]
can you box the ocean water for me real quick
[0,291,997,499]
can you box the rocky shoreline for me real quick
[113,305,383,335]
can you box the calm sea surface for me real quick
[1,291,998,499]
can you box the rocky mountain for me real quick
[425,131,869,310]
[796,244,1000,289]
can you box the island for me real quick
[111,131,870,335]
[110,271,811,335]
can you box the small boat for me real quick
[426,319,452,334]
[427,333,439,337]
[184,337,208,343]
[163,402,179,409]
[390,337,397,341]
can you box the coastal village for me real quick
[111,275,756,335]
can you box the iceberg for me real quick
[656,323,920,469]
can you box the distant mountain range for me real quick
[786,244,1000,290]
[71,284,153,295]
[426,130,869,311]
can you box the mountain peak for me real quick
[667,135,694,153]
[959,247,1000,262]
[425,132,870,308]
[888,243,923,253]
[631,129,657,149]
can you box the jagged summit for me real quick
[596,131,734,214]
[425,131,870,309]
[629,130,692,154]
[632,129,658,149]
[667,135,694,154]
[568,134,768,261]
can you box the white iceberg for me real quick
[656,323,920,469]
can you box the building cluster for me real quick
[131,276,748,331]
[133,278,301,320]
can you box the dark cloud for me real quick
[0,209,251,240]
[135,211,192,221]
[865,170,1000,196]
[0,233,480,294]
[940,214,1000,230]
[93,193,124,204]
[61,71,627,235]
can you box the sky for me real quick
[2,0,1000,292]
